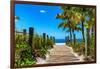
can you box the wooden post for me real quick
[28,27,37,60]
[49,36,53,48]
[23,29,26,35]
[43,33,46,42]
[47,35,49,40]
[29,27,34,47]
[65,36,69,44]
[47,35,49,45]
[43,33,46,49]
[46,35,50,49]
[23,29,26,41]
[53,36,55,44]
[50,36,52,40]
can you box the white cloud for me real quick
[40,10,46,13]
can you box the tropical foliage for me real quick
[15,27,55,66]
[56,6,95,61]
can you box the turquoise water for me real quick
[55,39,82,43]
[55,39,65,43]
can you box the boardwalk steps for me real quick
[46,45,81,63]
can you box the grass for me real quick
[15,31,55,66]
[66,36,95,61]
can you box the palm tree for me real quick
[76,7,95,42]
[57,20,73,45]
[15,16,20,32]
[75,7,95,57]
[56,6,95,58]
[84,8,95,56]
[74,8,86,42]
[15,16,20,22]
[56,6,74,46]
[56,6,82,47]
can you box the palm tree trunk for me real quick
[74,33,76,47]
[81,20,85,42]
[69,28,72,45]
[72,29,76,47]
[68,20,72,46]
[86,28,90,56]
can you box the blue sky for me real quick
[15,4,82,39]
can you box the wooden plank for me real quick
[46,45,80,63]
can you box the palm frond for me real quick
[58,21,70,31]
[15,16,20,20]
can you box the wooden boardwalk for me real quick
[46,45,81,63]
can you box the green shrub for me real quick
[15,33,36,66]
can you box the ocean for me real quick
[55,39,82,43]
[55,39,65,43]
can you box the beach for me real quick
[55,43,66,45]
